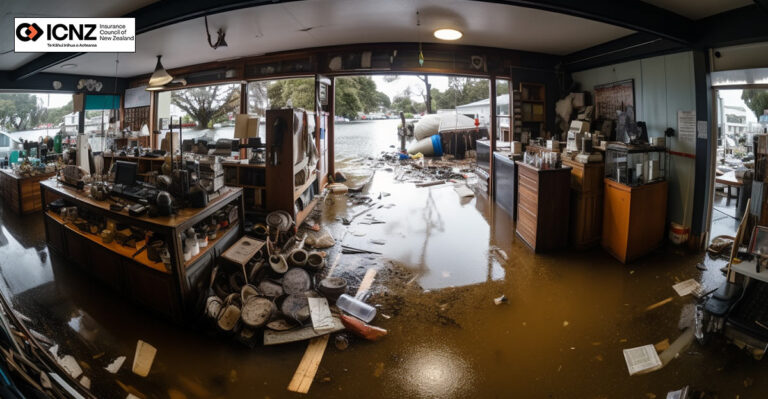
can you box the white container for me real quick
[336,294,376,323]
[512,141,522,155]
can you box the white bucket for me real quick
[669,222,690,245]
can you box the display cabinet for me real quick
[40,180,244,322]
[605,144,666,186]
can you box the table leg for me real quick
[736,187,740,210]
[726,186,731,206]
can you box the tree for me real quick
[391,95,416,114]
[384,75,433,114]
[0,93,47,131]
[335,78,363,120]
[267,78,315,110]
[742,89,768,119]
[171,84,239,129]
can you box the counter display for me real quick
[0,169,57,214]
[40,180,244,322]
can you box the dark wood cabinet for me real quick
[493,152,518,219]
[515,162,571,252]
[562,159,604,249]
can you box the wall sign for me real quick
[594,79,635,120]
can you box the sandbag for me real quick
[413,114,442,140]
[407,135,443,157]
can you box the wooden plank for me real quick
[266,317,343,346]
[287,335,330,394]
[287,267,376,394]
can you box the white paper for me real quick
[623,344,662,375]
[672,279,702,297]
[678,110,696,144]
[104,356,126,374]
[308,297,335,333]
[697,120,708,139]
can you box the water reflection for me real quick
[396,344,474,399]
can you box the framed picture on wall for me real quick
[594,79,635,120]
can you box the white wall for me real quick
[572,51,697,228]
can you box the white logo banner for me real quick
[14,18,135,53]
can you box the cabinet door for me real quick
[88,241,126,293]
[124,260,178,320]
[44,214,65,254]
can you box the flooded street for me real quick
[0,119,766,397]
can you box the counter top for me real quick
[0,168,55,180]
[40,179,242,229]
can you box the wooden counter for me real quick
[0,169,56,214]
[602,179,667,263]
[515,161,571,252]
[40,180,244,322]
[562,159,604,249]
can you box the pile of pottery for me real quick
[203,212,349,346]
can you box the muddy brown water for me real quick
[0,167,766,398]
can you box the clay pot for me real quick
[205,296,223,319]
[306,252,325,270]
[269,255,288,274]
[289,249,308,267]
[318,277,348,300]
[280,294,310,322]
[257,280,284,298]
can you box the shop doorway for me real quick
[707,88,768,241]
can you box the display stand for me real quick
[515,161,571,252]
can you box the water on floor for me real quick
[2,164,768,398]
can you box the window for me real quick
[247,77,315,138]
[155,83,241,146]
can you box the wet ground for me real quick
[1,165,768,398]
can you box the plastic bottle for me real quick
[336,294,377,323]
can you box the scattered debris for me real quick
[672,279,703,297]
[416,180,445,188]
[79,375,91,389]
[666,386,690,399]
[645,297,674,312]
[562,321,569,327]
[308,297,336,333]
[105,356,126,374]
[264,318,344,345]
[623,344,662,375]
[696,262,707,271]
[49,345,83,379]
[453,184,474,198]
[493,295,508,305]
[654,339,670,353]
[334,334,349,351]
[132,340,157,378]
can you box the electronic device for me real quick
[566,120,590,152]
[128,203,148,216]
[114,161,138,186]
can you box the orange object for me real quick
[602,179,668,263]
[340,314,387,341]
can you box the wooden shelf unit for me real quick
[515,161,571,252]
[222,161,267,210]
[518,82,546,138]
[40,180,244,322]
[265,109,321,228]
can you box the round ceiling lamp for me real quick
[433,28,462,41]
[60,63,77,69]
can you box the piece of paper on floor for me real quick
[308,297,335,333]
[454,184,475,198]
[57,355,83,379]
[623,344,662,375]
[672,279,702,297]
[105,356,126,374]
[132,340,157,377]
[666,386,690,399]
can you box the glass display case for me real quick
[605,143,666,186]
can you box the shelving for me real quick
[518,82,546,138]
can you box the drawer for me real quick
[518,164,539,182]
[516,208,537,245]
[517,184,538,215]
[518,173,538,192]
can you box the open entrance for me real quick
[708,88,768,241]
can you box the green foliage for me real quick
[267,78,315,111]
[431,77,489,110]
[0,93,47,131]
[171,84,240,129]
[334,76,390,119]
[391,96,416,114]
[742,89,768,119]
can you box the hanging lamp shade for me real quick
[148,55,173,88]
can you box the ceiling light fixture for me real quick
[434,28,462,41]
[60,63,77,69]
[146,55,173,91]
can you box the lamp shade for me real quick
[148,55,173,87]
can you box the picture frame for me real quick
[594,79,635,121]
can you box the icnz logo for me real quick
[16,23,43,42]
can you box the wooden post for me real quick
[149,91,157,149]
[399,111,406,152]
[489,76,497,199]
[327,78,336,179]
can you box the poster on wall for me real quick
[594,79,635,120]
